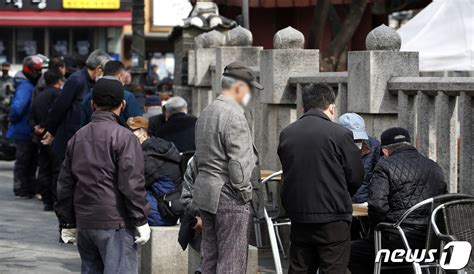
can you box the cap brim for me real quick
[250,80,264,90]
[353,131,369,141]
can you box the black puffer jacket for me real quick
[142,136,182,188]
[368,146,447,226]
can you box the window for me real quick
[0,29,13,63]
[50,29,70,57]
[15,28,45,62]
[73,28,94,57]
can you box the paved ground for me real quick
[0,161,81,274]
[0,160,287,273]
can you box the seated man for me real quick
[150,96,197,152]
[338,113,381,203]
[143,95,162,119]
[127,116,182,226]
[349,127,447,274]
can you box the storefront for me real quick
[122,0,193,79]
[0,0,131,65]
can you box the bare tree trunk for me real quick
[321,0,369,71]
[308,0,331,49]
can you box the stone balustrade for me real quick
[289,72,348,118]
[387,77,474,194]
[185,24,474,194]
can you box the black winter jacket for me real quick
[151,113,197,153]
[47,68,94,159]
[278,109,364,224]
[368,146,447,226]
[142,136,182,188]
[29,86,59,129]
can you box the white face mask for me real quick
[355,142,363,150]
[242,93,252,107]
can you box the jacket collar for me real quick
[390,145,417,156]
[216,95,244,114]
[82,68,95,87]
[91,111,131,130]
[300,109,331,121]
[168,112,187,120]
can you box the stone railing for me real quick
[289,72,348,118]
[184,24,474,194]
[388,77,474,194]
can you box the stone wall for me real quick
[185,24,474,193]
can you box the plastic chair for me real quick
[260,170,288,274]
[374,193,473,274]
[431,198,474,273]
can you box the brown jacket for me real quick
[56,111,150,229]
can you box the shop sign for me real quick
[63,0,120,10]
[2,0,50,10]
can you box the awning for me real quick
[398,0,474,71]
[0,11,131,27]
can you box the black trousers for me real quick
[13,140,37,196]
[37,144,56,205]
[289,220,351,274]
[349,228,426,274]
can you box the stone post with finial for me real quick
[212,26,263,96]
[347,24,419,136]
[188,30,226,116]
[258,26,320,170]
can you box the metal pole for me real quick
[242,0,250,29]
[131,0,146,85]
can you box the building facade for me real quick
[0,0,131,65]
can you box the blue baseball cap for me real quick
[338,113,369,140]
[145,95,162,107]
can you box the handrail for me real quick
[388,77,474,92]
[289,72,348,85]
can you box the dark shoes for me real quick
[43,204,54,212]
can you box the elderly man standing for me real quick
[151,96,197,152]
[43,50,110,205]
[56,78,150,274]
[194,61,262,273]
[278,83,364,273]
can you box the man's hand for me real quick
[33,125,45,136]
[61,228,77,244]
[41,131,54,145]
[135,223,151,245]
[192,216,202,232]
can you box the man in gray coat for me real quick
[194,62,263,273]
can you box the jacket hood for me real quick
[142,136,181,164]
[14,71,28,83]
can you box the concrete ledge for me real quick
[141,226,188,274]
[188,245,259,274]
